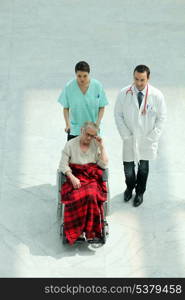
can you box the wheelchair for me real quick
[56,168,110,245]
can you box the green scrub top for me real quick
[58,78,108,135]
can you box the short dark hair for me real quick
[75,61,90,73]
[134,65,150,78]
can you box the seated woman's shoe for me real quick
[76,234,86,242]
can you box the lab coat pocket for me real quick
[147,106,157,118]
[140,137,156,152]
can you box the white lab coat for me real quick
[114,84,167,162]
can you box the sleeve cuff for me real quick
[97,160,108,169]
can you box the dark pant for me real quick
[67,130,78,141]
[123,160,149,195]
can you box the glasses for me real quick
[84,131,96,138]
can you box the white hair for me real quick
[82,121,99,133]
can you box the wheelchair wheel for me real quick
[102,220,109,244]
[60,224,68,244]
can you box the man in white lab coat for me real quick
[114,65,167,207]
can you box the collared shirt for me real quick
[58,78,108,135]
[134,85,147,96]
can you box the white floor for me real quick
[0,0,185,277]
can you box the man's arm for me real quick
[114,92,132,140]
[147,94,167,142]
[96,107,105,127]
[63,108,70,133]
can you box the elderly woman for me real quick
[58,122,108,244]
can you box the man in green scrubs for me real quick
[58,61,108,140]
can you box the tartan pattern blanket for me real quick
[60,163,107,245]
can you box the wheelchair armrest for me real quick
[60,172,67,184]
[57,169,67,188]
[102,168,109,182]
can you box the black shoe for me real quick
[124,188,133,202]
[76,237,86,242]
[87,238,101,244]
[133,194,143,207]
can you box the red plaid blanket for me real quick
[60,163,107,245]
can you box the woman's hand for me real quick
[66,171,81,189]
[94,136,108,165]
[71,176,81,189]
[65,126,70,133]
[94,136,104,148]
